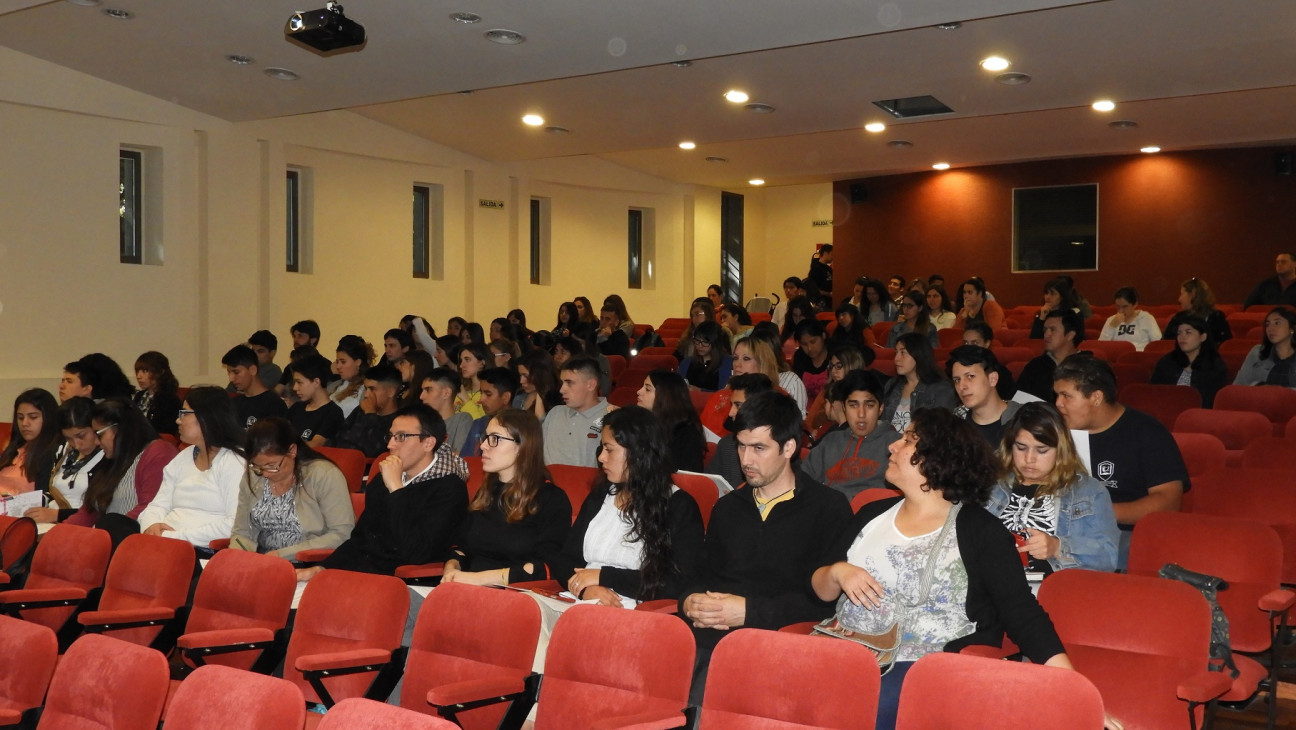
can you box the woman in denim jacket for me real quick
[985,403,1119,573]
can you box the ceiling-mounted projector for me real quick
[286,2,366,53]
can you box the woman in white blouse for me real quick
[138,386,246,548]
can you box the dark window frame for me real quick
[628,208,644,289]
[286,169,301,273]
[119,150,143,264]
[413,185,431,279]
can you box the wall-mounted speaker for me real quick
[1276,152,1293,176]
[849,182,867,203]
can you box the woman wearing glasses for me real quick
[678,320,733,391]
[886,292,940,349]
[229,418,355,559]
[138,386,247,547]
[440,409,571,585]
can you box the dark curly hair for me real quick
[599,407,676,600]
[906,408,998,505]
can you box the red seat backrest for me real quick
[670,473,719,528]
[1120,384,1201,432]
[1214,384,1296,435]
[316,446,368,493]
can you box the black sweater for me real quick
[453,480,571,583]
[679,471,851,629]
[323,471,466,575]
[1149,348,1229,408]
[550,482,705,601]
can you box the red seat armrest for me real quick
[426,675,529,707]
[78,606,175,626]
[776,621,818,635]
[0,586,88,605]
[590,710,688,730]
[394,563,445,580]
[958,644,1009,659]
[1178,670,1232,704]
[1258,588,1296,613]
[0,572,9,585]
[295,548,333,564]
[177,627,276,651]
[633,599,678,614]
[295,648,392,672]
[208,538,230,551]
[0,708,22,725]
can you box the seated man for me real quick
[1053,353,1189,569]
[419,367,474,453]
[298,403,468,580]
[961,321,1016,400]
[948,345,1021,446]
[543,356,610,467]
[223,345,288,429]
[595,305,632,360]
[1015,309,1082,401]
[247,330,283,392]
[290,319,321,350]
[803,370,900,501]
[287,354,345,447]
[704,373,774,490]
[1242,252,1296,310]
[460,367,519,457]
[681,391,852,702]
[383,328,413,365]
[327,362,402,457]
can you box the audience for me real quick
[791,319,832,402]
[290,319,321,350]
[957,276,1005,330]
[595,305,632,359]
[805,344,873,436]
[131,351,181,436]
[1242,252,1296,310]
[959,322,1018,400]
[1234,306,1296,387]
[246,330,283,391]
[1028,277,1084,339]
[881,332,958,432]
[395,349,437,407]
[673,297,717,363]
[862,278,898,326]
[703,373,774,490]
[803,369,899,501]
[770,277,802,331]
[1150,314,1228,406]
[830,302,873,350]
[383,328,414,365]
[542,357,609,467]
[418,367,474,453]
[552,301,583,340]
[515,349,563,420]
[747,325,810,417]
[886,292,939,348]
[60,353,134,403]
[0,388,59,496]
[718,303,754,348]
[1098,286,1161,351]
[603,294,637,338]
[572,296,599,326]
[678,321,733,392]
[455,342,491,419]
[29,397,104,518]
[636,370,705,473]
[924,285,957,330]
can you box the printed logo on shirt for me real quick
[1096,460,1117,490]
[246,416,258,427]
[1117,324,1137,336]
[587,416,604,439]
[301,428,314,440]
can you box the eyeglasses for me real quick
[493,352,509,359]
[249,456,287,476]
[479,432,520,448]
[177,409,195,417]
[693,338,710,347]
[94,423,118,436]
[387,432,429,443]
[829,361,844,370]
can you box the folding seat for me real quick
[1240,436,1296,469]
[700,628,879,730]
[895,652,1103,730]
[546,464,598,523]
[1142,339,1177,355]
[936,328,964,349]
[1120,383,1201,431]
[0,523,111,648]
[0,614,57,727]
[1037,569,1230,730]
[461,455,485,500]
[37,633,169,730]
[1219,339,1261,356]
[1128,511,1295,729]
[1186,468,1296,584]
[76,532,194,650]
[163,664,305,730]
[607,385,639,408]
[407,582,541,730]
[1115,349,1166,370]
[688,389,710,414]
[0,515,36,586]
[995,329,1034,347]
[1109,362,1151,389]
[870,322,894,344]
[1173,409,1271,467]
[533,604,694,729]
[1171,432,1226,480]
[1079,340,1136,360]
[873,359,896,377]
[851,487,901,514]
[1226,312,1267,334]
[671,472,719,528]
[318,698,458,730]
[605,355,627,383]
[284,569,409,710]
[635,347,676,361]
[991,346,1035,365]
[315,446,368,492]
[1214,384,1296,436]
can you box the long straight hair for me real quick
[0,388,60,479]
[84,397,159,513]
[998,403,1087,497]
[470,409,550,523]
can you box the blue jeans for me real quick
[876,661,915,730]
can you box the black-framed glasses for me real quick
[177,409,195,417]
[387,432,429,443]
[479,432,520,448]
[249,456,287,476]
[829,361,845,370]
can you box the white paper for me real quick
[1,491,44,517]
[1070,429,1092,473]
[675,470,733,496]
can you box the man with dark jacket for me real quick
[1242,252,1296,310]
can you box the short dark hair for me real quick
[221,345,259,370]
[423,366,460,390]
[248,330,278,352]
[291,320,320,342]
[961,276,987,296]
[393,402,447,445]
[838,368,885,402]
[364,362,403,387]
[946,344,1001,379]
[291,354,334,385]
[1113,286,1138,305]
[727,373,774,396]
[819,244,833,254]
[889,275,905,288]
[1045,308,1086,345]
[783,276,803,288]
[560,356,601,382]
[733,390,802,452]
[479,367,519,398]
[67,354,134,400]
[384,328,414,351]
[794,318,827,341]
[907,408,999,504]
[1052,352,1117,404]
[963,321,994,343]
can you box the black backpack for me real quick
[1159,563,1240,679]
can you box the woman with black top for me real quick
[1028,277,1084,339]
[132,351,181,436]
[441,409,571,585]
[515,349,563,418]
[673,297,717,362]
[830,302,873,350]
[1163,277,1231,345]
[779,296,816,348]
[792,318,833,402]
[552,302,582,339]
[1150,314,1229,406]
[678,320,733,392]
[0,389,59,497]
[861,279,898,327]
[636,370,706,473]
[552,407,705,606]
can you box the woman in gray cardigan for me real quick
[1233,307,1296,388]
[882,331,959,432]
[230,418,355,560]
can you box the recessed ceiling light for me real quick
[1092,100,1116,112]
[521,114,545,126]
[678,141,696,150]
[1140,146,1161,154]
[864,122,887,133]
[484,29,525,45]
[724,90,749,103]
[263,67,299,81]
[705,156,728,163]
[449,12,481,24]
[748,179,765,186]
[226,54,256,66]
[980,56,1010,72]
[935,21,962,30]
[102,7,131,19]
[544,126,570,134]
[887,140,913,149]
[995,72,1031,86]
[66,0,102,6]
[932,162,951,170]
[672,60,692,68]
[1108,120,1138,130]
[744,103,775,114]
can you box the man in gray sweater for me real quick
[803,369,900,502]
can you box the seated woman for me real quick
[329,335,373,419]
[678,321,733,392]
[861,279,898,327]
[552,301,581,339]
[455,342,491,419]
[985,403,1118,573]
[748,324,810,417]
[27,397,104,519]
[1150,314,1229,406]
[956,276,1005,331]
[887,293,940,349]
[811,408,1091,730]
[603,294,637,339]
[924,286,957,330]
[288,354,346,447]
[515,349,563,419]
[637,370,706,472]
[0,388,59,497]
[551,407,704,605]
[830,302,874,350]
[882,332,958,432]
[489,338,521,373]
[1028,277,1084,339]
[441,409,571,585]
[445,317,468,340]
[1099,286,1161,352]
[460,322,486,345]
[131,351,182,436]
[671,297,715,363]
[1234,306,1296,387]
[138,386,247,547]
[805,344,874,436]
[573,296,599,328]
[230,418,353,558]
[792,319,833,403]
[778,296,816,362]
[1162,277,1232,345]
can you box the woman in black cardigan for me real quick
[635,370,705,473]
[1150,314,1229,407]
[551,407,704,605]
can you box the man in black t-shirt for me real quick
[1016,309,1082,401]
[1052,353,1188,568]
[223,345,289,430]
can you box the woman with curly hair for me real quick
[328,335,374,419]
[812,408,1093,730]
[551,406,705,604]
[132,351,182,436]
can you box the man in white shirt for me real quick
[542,357,609,466]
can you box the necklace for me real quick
[753,485,794,516]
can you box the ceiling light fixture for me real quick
[1092,99,1116,112]
[1140,146,1161,154]
[705,156,728,163]
[521,114,545,126]
[672,60,692,68]
[484,29,525,45]
[263,67,300,81]
[935,22,962,30]
[66,0,102,6]
[226,54,255,65]
[449,12,481,24]
[102,7,132,19]
[1108,120,1138,130]
[744,103,775,114]
[723,90,749,103]
[932,162,951,170]
[887,140,913,149]
[995,72,1031,85]
[979,56,1010,72]
[678,141,696,150]
[864,122,887,133]
[748,179,765,186]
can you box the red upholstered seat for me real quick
[1186,468,1296,585]
[1120,384,1201,432]
[319,698,459,729]
[1037,570,1229,730]
[0,515,36,584]
[1116,349,1166,368]
[407,582,541,729]
[671,472,719,528]
[1143,339,1177,355]
[1173,408,1271,467]
[546,465,598,524]
[606,355,627,383]
[0,614,57,727]
[700,628,880,729]
[534,604,694,730]
[1214,384,1296,436]
[607,385,639,408]
[992,346,1035,365]
[1170,432,1226,481]
[0,523,111,648]
[936,328,964,349]
[461,456,484,500]
[40,633,170,730]
[174,548,296,673]
[851,487,901,513]
[1240,436,1296,469]
[316,446,368,492]
[1080,340,1136,360]
[1109,362,1151,389]
[164,664,305,730]
[896,652,1103,729]
[77,533,194,650]
[636,347,676,361]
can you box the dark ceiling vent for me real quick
[872,95,954,119]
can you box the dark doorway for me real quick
[720,192,744,304]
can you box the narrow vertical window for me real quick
[530,196,550,285]
[286,169,301,272]
[530,199,542,285]
[412,185,431,278]
[119,150,142,264]
[628,208,644,289]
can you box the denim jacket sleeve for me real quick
[1050,476,1119,572]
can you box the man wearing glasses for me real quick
[296,402,468,582]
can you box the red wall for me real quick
[831,147,1296,309]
